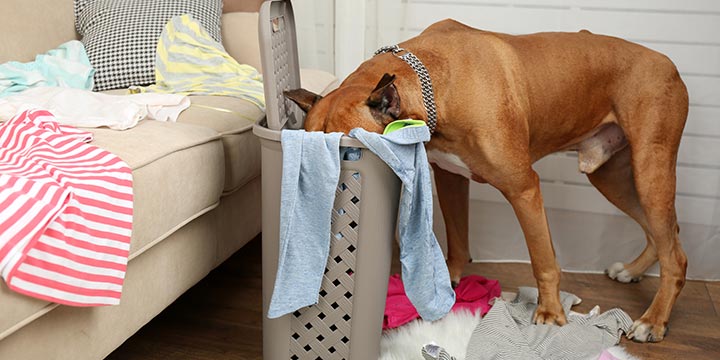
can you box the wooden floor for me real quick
[108,236,720,359]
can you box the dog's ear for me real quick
[367,73,401,119]
[284,88,322,113]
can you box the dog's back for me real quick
[401,19,686,160]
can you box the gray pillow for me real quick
[74,0,223,92]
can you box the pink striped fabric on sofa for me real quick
[0,109,133,306]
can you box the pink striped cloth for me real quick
[0,109,132,306]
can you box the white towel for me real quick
[0,87,190,130]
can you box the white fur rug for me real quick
[380,310,481,360]
[379,309,640,360]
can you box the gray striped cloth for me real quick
[422,343,457,360]
[464,287,633,360]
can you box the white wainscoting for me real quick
[366,0,720,279]
[292,0,335,74]
[314,0,720,278]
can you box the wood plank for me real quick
[418,0,720,13]
[574,0,720,13]
[468,181,719,226]
[678,135,720,167]
[685,106,720,137]
[708,282,720,316]
[458,262,720,360]
[440,200,720,280]
[107,236,264,360]
[684,75,720,107]
[404,4,720,44]
[534,154,720,198]
[399,33,720,104]
[637,42,720,76]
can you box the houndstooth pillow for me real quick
[74,0,223,91]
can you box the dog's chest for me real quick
[427,149,473,179]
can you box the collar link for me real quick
[375,45,438,135]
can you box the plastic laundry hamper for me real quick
[252,1,402,359]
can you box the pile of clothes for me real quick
[384,275,635,360]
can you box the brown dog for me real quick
[285,19,688,343]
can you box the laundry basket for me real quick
[252,1,402,359]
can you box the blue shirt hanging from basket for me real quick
[268,123,455,322]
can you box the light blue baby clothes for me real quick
[267,129,343,319]
[350,125,455,321]
[0,40,94,98]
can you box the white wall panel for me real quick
[684,107,720,137]
[377,0,720,278]
[433,199,720,280]
[534,154,720,199]
[251,0,720,279]
[637,42,720,76]
[292,0,334,74]
[685,76,720,107]
[403,4,720,44]
[419,0,720,13]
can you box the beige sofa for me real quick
[0,1,336,359]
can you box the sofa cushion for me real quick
[74,0,223,91]
[223,0,264,13]
[180,96,264,194]
[0,0,77,64]
[89,121,225,256]
[221,12,262,72]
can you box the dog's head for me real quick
[284,73,401,134]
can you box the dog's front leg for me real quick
[499,169,567,325]
[432,164,469,287]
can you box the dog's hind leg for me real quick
[432,165,470,287]
[615,63,689,342]
[585,146,657,283]
[606,239,656,283]
[625,141,687,343]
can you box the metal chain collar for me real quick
[374,45,438,134]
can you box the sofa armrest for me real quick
[221,12,262,71]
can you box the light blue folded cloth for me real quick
[350,125,455,321]
[267,129,343,319]
[0,40,94,98]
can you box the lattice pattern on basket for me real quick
[269,14,301,129]
[270,15,290,127]
[289,170,362,360]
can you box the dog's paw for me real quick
[627,319,667,343]
[605,262,642,283]
[533,303,567,326]
[446,259,469,289]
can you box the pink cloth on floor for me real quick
[598,349,621,360]
[383,274,501,329]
